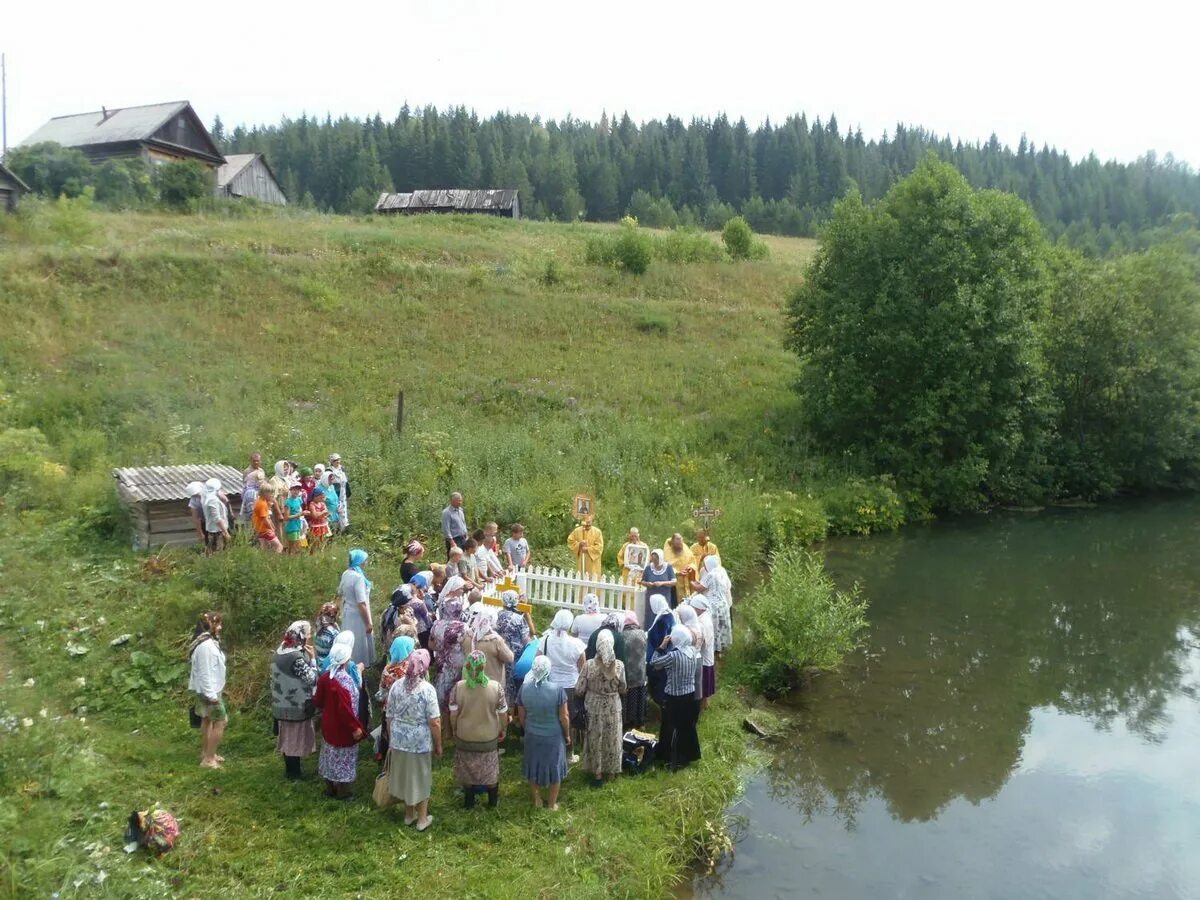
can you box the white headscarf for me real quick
[440,576,466,601]
[669,624,699,658]
[649,593,671,626]
[203,477,221,496]
[596,629,617,670]
[185,481,204,498]
[471,608,498,641]
[703,555,732,595]
[530,654,553,685]
[676,604,700,631]
[583,593,600,615]
[550,609,574,634]
[647,549,667,575]
[690,595,710,612]
[273,460,288,480]
[329,637,353,667]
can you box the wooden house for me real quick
[215,153,287,205]
[114,464,244,551]
[18,101,225,171]
[0,162,30,212]
[374,188,520,219]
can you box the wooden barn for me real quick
[375,188,520,219]
[18,100,225,171]
[215,153,287,205]
[0,162,30,213]
[114,464,244,551]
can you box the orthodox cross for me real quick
[691,497,723,530]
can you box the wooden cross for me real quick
[691,497,723,530]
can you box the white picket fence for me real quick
[509,565,646,624]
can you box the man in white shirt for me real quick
[475,531,505,581]
[202,478,230,555]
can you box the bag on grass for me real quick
[622,730,659,775]
[124,807,180,856]
[373,755,396,809]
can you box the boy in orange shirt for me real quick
[253,486,283,553]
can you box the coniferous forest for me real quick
[217,106,1200,251]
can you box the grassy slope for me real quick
[0,205,807,898]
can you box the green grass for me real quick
[0,202,810,898]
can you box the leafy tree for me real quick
[93,159,154,208]
[5,142,93,198]
[155,160,211,209]
[722,215,753,258]
[787,156,1052,510]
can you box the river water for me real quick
[689,497,1200,899]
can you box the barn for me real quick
[374,188,520,219]
[18,100,225,171]
[216,153,287,205]
[0,162,30,213]
[114,464,244,551]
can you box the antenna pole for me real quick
[2,53,7,157]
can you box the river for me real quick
[687,497,1200,899]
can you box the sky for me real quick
[4,0,1198,166]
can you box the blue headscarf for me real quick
[348,549,372,590]
[389,635,416,664]
[409,573,430,590]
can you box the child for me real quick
[306,489,331,553]
[503,523,531,570]
[283,483,307,554]
[253,486,283,553]
[322,472,341,537]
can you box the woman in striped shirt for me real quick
[649,625,702,770]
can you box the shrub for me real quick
[634,311,672,335]
[821,476,906,535]
[538,258,563,285]
[653,228,725,263]
[48,189,96,244]
[586,221,653,274]
[722,216,754,259]
[743,548,868,696]
[759,491,829,549]
[156,160,211,210]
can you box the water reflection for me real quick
[693,498,1200,899]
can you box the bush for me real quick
[722,216,754,259]
[821,476,906,535]
[743,548,868,696]
[156,160,211,210]
[653,228,725,263]
[627,190,680,229]
[586,220,654,274]
[759,491,829,549]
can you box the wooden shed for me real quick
[215,153,288,205]
[374,188,520,219]
[0,162,30,213]
[114,464,244,551]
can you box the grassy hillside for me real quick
[0,203,809,898]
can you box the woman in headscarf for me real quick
[494,591,534,709]
[690,596,717,707]
[570,593,606,644]
[377,636,416,759]
[640,549,677,612]
[575,629,626,786]
[314,603,340,671]
[400,540,425,585]
[381,586,418,655]
[675,604,706,700]
[313,631,366,798]
[468,608,514,687]
[321,471,341,535]
[201,478,230,555]
[386,649,441,831]
[431,604,469,724]
[620,611,649,728]
[538,608,587,761]
[299,467,318,503]
[338,549,376,668]
[404,577,434,647]
[449,650,507,809]
[644,594,675,708]
[240,454,265,530]
[437,575,468,613]
[517,656,570,809]
[585,612,626,664]
[650,625,703,771]
[188,612,227,769]
[691,555,734,654]
[272,621,318,780]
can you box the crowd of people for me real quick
[185,452,352,555]
[186,489,735,830]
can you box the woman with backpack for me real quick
[271,621,318,780]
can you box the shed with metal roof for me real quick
[374,188,520,219]
[19,101,225,170]
[114,464,244,550]
[0,162,30,213]
[216,153,287,205]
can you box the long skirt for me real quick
[523,732,568,786]
[453,748,500,786]
[623,683,647,728]
[341,599,377,667]
[657,693,701,769]
[701,665,716,700]
[388,749,432,804]
[276,719,316,757]
[582,692,623,777]
[565,687,587,731]
[318,742,358,783]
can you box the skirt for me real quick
[522,732,568,786]
[566,687,587,731]
[388,749,432,804]
[623,684,647,728]
[276,719,316,757]
[318,742,359,783]
[453,748,500,786]
[701,665,716,699]
[657,693,701,769]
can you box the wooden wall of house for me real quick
[129,498,244,551]
[225,157,287,205]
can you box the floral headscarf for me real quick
[317,603,339,629]
[596,629,617,672]
[583,593,600,615]
[440,597,466,623]
[463,650,488,688]
[501,590,520,611]
[530,655,553,686]
[403,649,431,691]
[277,620,311,654]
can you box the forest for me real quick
[214,105,1200,250]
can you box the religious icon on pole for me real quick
[572,493,595,521]
[690,497,723,531]
[625,544,648,569]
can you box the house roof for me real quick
[0,162,30,192]
[113,464,245,503]
[21,101,192,147]
[215,153,257,186]
[375,188,519,213]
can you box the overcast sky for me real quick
[4,0,1196,166]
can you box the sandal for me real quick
[415,815,434,832]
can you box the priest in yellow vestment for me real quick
[690,528,719,571]
[568,516,605,577]
[663,533,696,600]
